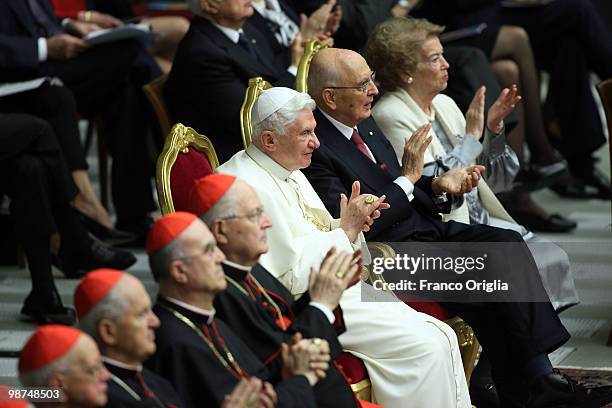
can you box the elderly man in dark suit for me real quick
[166,0,306,162]
[0,0,161,240]
[302,47,612,408]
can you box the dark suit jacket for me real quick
[165,17,296,162]
[304,109,454,243]
[249,0,300,68]
[0,0,58,77]
[149,298,316,408]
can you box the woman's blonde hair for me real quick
[366,17,444,91]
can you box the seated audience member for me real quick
[75,269,183,408]
[51,0,189,73]
[19,325,111,407]
[218,88,472,408]
[250,0,340,67]
[0,0,162,240]
[0,82,131,240]
[187,174,367,408]
[304,48,612,407]
[289,0,518,134]
[0,113,135,324]
[145,212,330,407]
[415,0,612,199]
[367,17,579,310]
[165,0,304,161]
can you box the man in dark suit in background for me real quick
[166,0,304,162]
[0,0,161,239]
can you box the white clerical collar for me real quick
[102,356,142,373]
[164,296,216,324]
[246,144,293,182]
[211,22,244,44]
[223,260,252,272]
[319,108,357,141]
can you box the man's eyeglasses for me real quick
[325,71,376,94]
[219,206,265,224]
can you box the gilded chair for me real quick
[156,123,219,215]
[295,40,330,93]
[240,77,272,149]
[295,36,482,382]
[595,78,612,347]
[143,74,172,138]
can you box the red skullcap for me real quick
[187,174,237,217]
[146,212,198,255]
[74,269,124,319]
[18,325,82,373]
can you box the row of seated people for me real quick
[10,168,612,408]
[0,0,191,325]
[166,0,612,235]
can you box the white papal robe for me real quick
[217,144,471,408]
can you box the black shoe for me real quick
[513,162,568,193]
[551,174,611,200]
[581,168,612,199]
[511,212,577,233]
[59,238,137,278]
[20,293,76,326]
[75,209,136,245]
[528,371,612,408]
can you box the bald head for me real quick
[308,48,378,127]
[307,48,361,104]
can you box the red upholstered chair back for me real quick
[50,0,86,18]
[156,124,219,215]
[170,149,214,212]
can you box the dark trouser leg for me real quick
[547,39,606,177]
[0,84,86,171]
[441,223,570,406]
[42,40,161,225]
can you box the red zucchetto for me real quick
[74,269,124,319]
[18,325,82,373]
[187,174,236,217]
[146,212,198,255]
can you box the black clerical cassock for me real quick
[214,262,358,408]
[104,358,183,408]
[146,297,316,408]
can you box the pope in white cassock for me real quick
[217,87,472,408]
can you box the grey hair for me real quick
[19,341,78,387]
[148,237,187,282]
[200,181,241,228]
[252,93,316,143]
[77,280,131,344]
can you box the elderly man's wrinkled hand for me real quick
[339,181,388,241]
[401,124,432,184]
[309,249,360,310]
[221,378,263,408]
[432,165,485,195]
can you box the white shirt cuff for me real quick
[393,176,415,202]
[287,65,298,76]
[309,302,335,324]
[37,38,48,62]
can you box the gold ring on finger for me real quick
[364,194,375,205]
[312,338,322,345]
[335,270,346,279]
